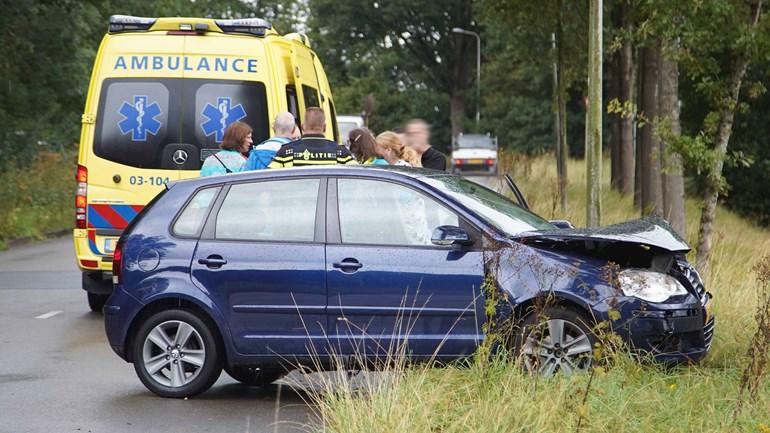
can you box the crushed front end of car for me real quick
[515,216,714,365]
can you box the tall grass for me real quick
[502,155,770,367]
[302,154,770,433]
[0,147,76,248]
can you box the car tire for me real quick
[225,366,284,387]
[87,293,109,313]
[132,309,223,398]
[513,306,596,376]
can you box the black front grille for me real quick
[676,259,707,298]
[703,316,715,351]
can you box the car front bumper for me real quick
[596,295,714,364]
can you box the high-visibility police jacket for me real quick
[268,134,357,168]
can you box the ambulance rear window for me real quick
[94,78,269,170]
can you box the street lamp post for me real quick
[452,27,481,128]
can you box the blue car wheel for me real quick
[132,309,223,398]
[516,306,596,376]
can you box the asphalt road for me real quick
[0,237,313,433]
[0,175,500,433]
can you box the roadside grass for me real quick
[307,154,770,433]
[0,147,75,249]
[312,358,770,433]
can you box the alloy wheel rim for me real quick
[142,320,206,388]
[521,318,593,376]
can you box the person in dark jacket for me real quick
[269,107,356,168]
[405,118,446,171]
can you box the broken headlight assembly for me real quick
[618,269,688,303]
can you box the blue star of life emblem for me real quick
[117,96,162,141]
[201,97,247,142]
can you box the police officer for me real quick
[269,107,356,168]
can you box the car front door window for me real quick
[337,178,458,246]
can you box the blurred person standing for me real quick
[349,128,388,165]
[199,121,251,177]
[405,118,446,171]
[269,107,356,168]
[243,112,299,171]
[375,131,420,167]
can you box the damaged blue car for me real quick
[104,166,713,397]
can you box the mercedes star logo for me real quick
[172,149,188,165]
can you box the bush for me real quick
[0,148,75,247]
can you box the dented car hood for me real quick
[518,216,690,253]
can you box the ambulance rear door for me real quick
[87,34,187,258]
[180,32,272,180]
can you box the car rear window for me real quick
[94,78,269,170]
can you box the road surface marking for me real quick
[35,311,63,320]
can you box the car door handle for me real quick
[198,255,227,268]
[332,259,363,271]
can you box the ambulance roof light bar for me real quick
[215,18,272,36]
[109,15,157,33]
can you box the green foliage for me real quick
[306,0,476,150]
[723,67,770,225]
[477,0,589,155]
[0,0,101,166]
[0,148,76,246]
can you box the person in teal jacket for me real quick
[199,121,251,177]
[243,112,300,171]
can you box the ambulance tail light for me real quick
[112,238,124,285]
[75,165,88,229]
[486,159,495,165]
[454,159,464,166]
[109,15,157,33]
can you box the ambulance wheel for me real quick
[88,293,109,313]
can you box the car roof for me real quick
[168,165,454,190]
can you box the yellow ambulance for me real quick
[74,15,340,311]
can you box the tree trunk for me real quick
[639,43,663,215]
[696,0,763,277]
[552,33,563,210]
[555,0,568,212]
[558,88,568,212]
[586,0,603,227]
[619,0,636,196]
[450,91,465,139]
[610,49,622,191]
[658,38,686,237]
[450,29,472,140]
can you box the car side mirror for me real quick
[431,225,473,247]
[549,220,575,229]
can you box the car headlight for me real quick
[618,269,688,303]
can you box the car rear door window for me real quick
[215,179,320,242]
[337,179,458,246]
[173,187,220,237]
